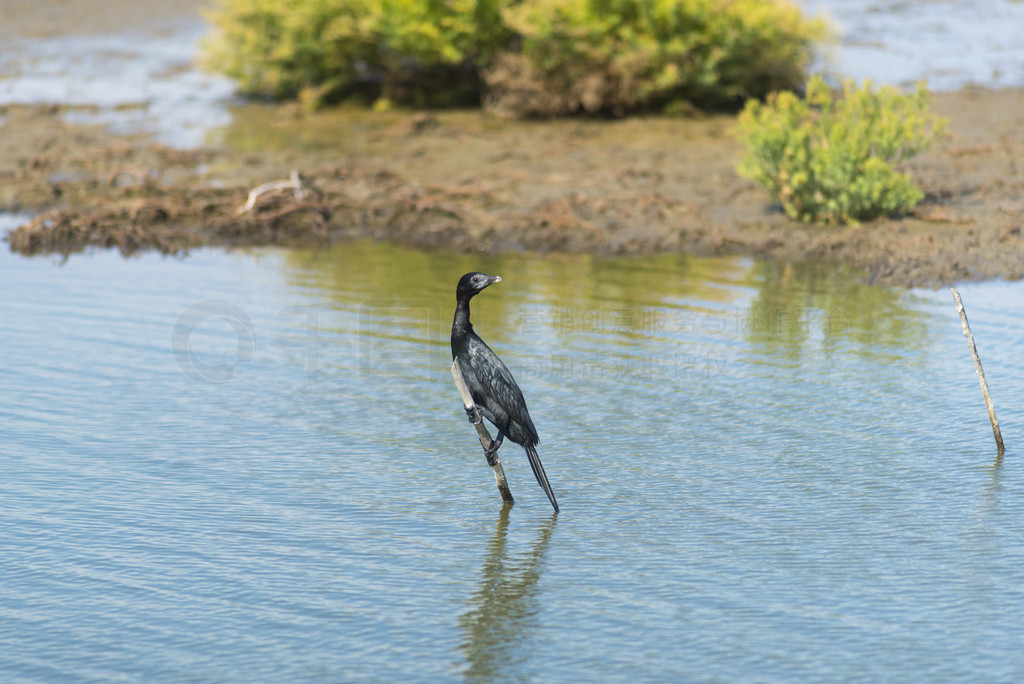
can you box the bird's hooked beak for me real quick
[478,274,502,290]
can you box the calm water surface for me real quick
[799,0,1024,90]
[3,241,1024,681]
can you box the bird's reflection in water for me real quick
[458,506,557,681]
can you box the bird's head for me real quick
[456,272,502,302]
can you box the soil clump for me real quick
[4,86,1024,288]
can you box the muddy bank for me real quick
[4,86,1024,287]
[0,0,204,40]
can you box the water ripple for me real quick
[2,246,1024,681]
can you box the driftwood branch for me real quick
[236,169,305,215]
[451,358,515,506]
[950,287,1005,453]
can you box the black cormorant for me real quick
[451,272,559,512]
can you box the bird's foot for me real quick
[465,405,482,425]
[483,434,504,466]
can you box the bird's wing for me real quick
[461,337,539,443]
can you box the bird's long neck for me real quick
[452,298,473,338]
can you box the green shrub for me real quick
[202,0,373,103]
[202,0,510,108]
[486,0,827,116]
[736,76,948,225]
[202,0,827,114]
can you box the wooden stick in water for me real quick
[451,358,515,505]
[950,287,1005,453]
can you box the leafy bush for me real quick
[486,0,827,116]
[202,0,509,108]
[736,76,948,225]
[203,0,827,115]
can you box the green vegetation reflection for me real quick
[280,241,928,358]
[745,261,930,360]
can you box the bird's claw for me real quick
[465,405,482,425]
[483,433,504,467]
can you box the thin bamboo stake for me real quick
[451,358,515,505]
[950,287,1005,453]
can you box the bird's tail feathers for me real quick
[525,444,559,513]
